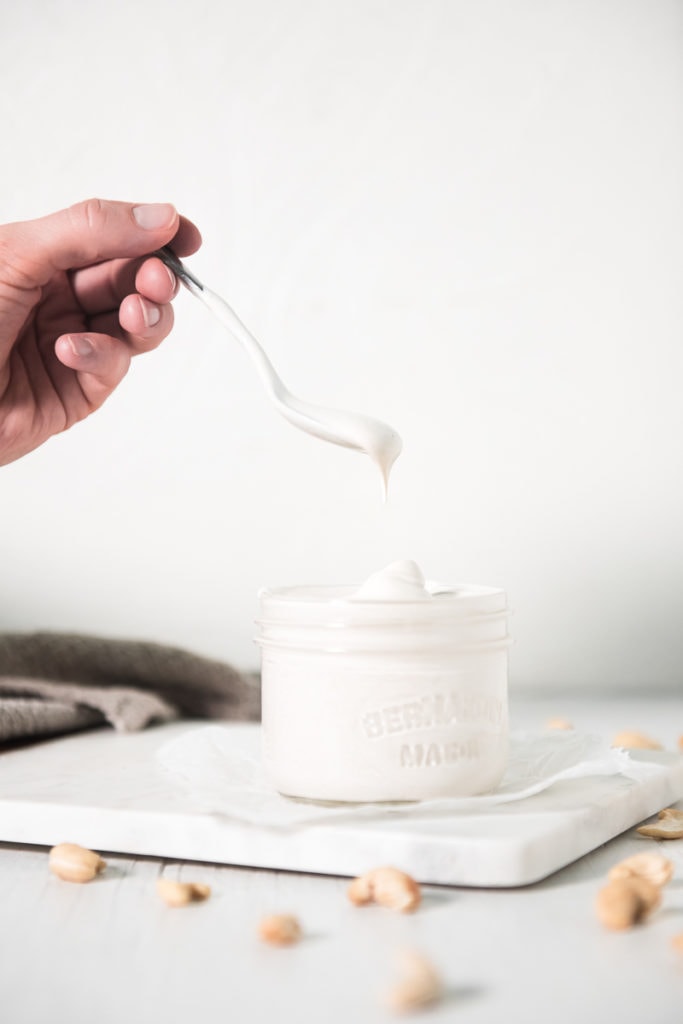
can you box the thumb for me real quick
[3,198,180,289]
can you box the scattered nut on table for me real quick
[595,877,661,930]
[348,867,421,913]
[545,717,573,730]
[612,730,663,751]
[672,933,683,953]
[608,852,674,888]
[156,879,211,907]
[636,808,683,840]
[385,950,443,1014]
[49,843,106,883]
[258,914,302,945]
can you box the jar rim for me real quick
[258,582,505,604]
[257,583,508,626]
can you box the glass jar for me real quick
[255,582,511,802]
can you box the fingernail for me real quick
[133,203,177,230]
[68,335,93,358]
[140,298,161,327]
[163,263,176,290]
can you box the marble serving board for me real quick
[1,722,682,888]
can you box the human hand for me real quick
[0,198,201,466]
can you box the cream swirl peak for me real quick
[352,560,452,601]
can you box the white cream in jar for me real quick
[256,560,511,802]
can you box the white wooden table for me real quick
[1,695,681,1024]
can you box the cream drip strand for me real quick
[199,288,402,497]
[154,243,403,497]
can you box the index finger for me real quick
[69,216,202,315]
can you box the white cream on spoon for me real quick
[156,247,402,496]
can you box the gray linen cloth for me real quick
[0,632,260,743]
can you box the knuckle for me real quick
[0,230,44,293]
[61,198,111,267]
[70,197,108,234]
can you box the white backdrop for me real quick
[1,0,681,691]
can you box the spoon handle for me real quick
[154,245,204,293]
[153,246,286,402]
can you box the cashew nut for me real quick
[156,879,211,907]
[385,950,443,1014]
[49,843,106,883]
[612,730,662,751]
[637,808,683,840]
[348,867,421,913]
[608,852,674,888]
[258,913,302,945]
[595,877,661,930]
[545,717,573,730]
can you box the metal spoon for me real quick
[155,246,402,495]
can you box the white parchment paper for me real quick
[156,726,665,830]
